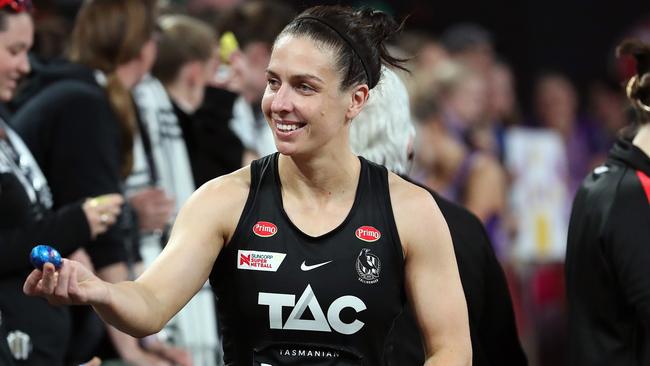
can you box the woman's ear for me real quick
[345,84,370,121]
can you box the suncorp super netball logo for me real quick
[253,221,278,238]
[238,250,286,272]
[355,226,381,242]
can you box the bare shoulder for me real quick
[387,172,437,214]
[195,165,251,201]
[387,173,445,256]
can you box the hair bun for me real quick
[358,8,401,44]
[618,39,650,114]
[617,39,650,76]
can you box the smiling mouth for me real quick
[276,121,306,132]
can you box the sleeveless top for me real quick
[210,153,408,365]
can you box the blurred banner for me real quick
[505,127,570,262]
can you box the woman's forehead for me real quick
[269,35,338,79]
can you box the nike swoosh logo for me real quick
[300,260,333,271]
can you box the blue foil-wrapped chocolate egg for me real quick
[30,245,62,270]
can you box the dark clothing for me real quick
[0,313,15,366]
[391,176,527,366]
[0,120,90,365]
[186,87,244,186]
[566,138,650,365]
[0,173,89,276]
[211,153,407,365]
[11,62,127,269]
[0,277,71,366]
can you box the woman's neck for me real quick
[633,123,650,158]
[278,149,360,202]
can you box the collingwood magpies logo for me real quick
[356,248,381,284]
[7,330,32,360]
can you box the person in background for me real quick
[440,23,495,77]
[10,1,175,365]
[129,13,221,364]
[532,72,606,194]
[210,0,295,159]
[475,61,521,160]
[0,1,122,364]
[565,39,650,366]
[411,75,509,255]
[351,66,527,365]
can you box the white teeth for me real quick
[277,123,301,132]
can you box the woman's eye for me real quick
[297,84,314,93]
[267,78,280,89]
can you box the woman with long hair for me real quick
[565,39,650,366]
[0,1,122,364]
[11,1,182,365]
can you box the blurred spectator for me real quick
[472,61,522,160]
[351,66,527,366]
[431,61,491,149]
[532,73,607,194]
[412,90,509,255]
[129,13,221,364]
[393,31,449,98]
[441,23,495,77]
[10,1,176,365]
[0,3,122,365]
[587,78,632,147]
[212,0,295,158]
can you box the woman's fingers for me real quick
[23,269,43,295]
[40,263,57,295]
[54,259,71,298]
[23,259,104,306]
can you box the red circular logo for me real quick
[355,226,381,242]
[253,221,278,237]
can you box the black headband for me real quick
[296,16,374,88]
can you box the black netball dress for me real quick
[210,153,408,365]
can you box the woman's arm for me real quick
[24,170,250,337]
[390,174,472,366]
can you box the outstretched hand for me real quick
[23,259,109,306]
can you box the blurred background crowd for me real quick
[3,0,650,365]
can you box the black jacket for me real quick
[566,138,650,365]
[11,62,127,269]
[0,121,89,365]
[185,86,245,186]
[391,177,528,366]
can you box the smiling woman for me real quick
[24,5,471,366]
[0,1,31,102]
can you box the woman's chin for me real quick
[274,141,299,156]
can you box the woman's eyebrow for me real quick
[266,69,324,84]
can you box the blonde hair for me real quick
[68,0,157,178]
